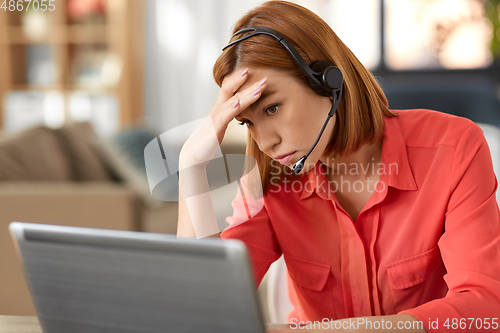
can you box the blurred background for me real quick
[1,0,500,318]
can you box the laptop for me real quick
[9,222,268,333]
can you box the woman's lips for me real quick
[275,151,296,165]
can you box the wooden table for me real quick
[0,316,41,333]
[0,316,290,332]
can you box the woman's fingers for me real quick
[232,76,268,111]
[219,76,268,124]
[217,68,249,104]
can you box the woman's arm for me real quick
[177,165,220,238]
[176,67,268,238]
[397,123,500,332]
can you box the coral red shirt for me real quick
[220,109,500,332]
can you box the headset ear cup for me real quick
[307,61,343,96]
[306,79,331,97]
[306,61,331,96]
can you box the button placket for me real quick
[336,207,372,317]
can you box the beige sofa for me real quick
[0,122,179,315]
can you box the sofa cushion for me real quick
[93,135,164,208]
[111,126,158,175]
[0,125,72,181]
[55,122,113,181]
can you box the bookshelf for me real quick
[0,0,145,133]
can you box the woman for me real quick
[177,1,500,332]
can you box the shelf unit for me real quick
[0,0,145,131]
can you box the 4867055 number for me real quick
[443,318,499,330]
[1,0,56,11]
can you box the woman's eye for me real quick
[238,120,252,126]
[237,105,278,126]
[265,105,279,115]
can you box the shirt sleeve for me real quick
[400,123,500,332]
[220,177,282,288]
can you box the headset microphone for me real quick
[292,85,342,174]
[223,26,344,175]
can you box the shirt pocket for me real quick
[385,245,443,312]
[284,253,335,320]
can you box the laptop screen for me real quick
[10,222,265,333]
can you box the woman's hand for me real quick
[211,67,267,144]
[179,68,267,168]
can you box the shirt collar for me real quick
[299,115,418,200]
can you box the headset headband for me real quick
[222,26,325,89]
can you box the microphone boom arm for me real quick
[292,86,343,175]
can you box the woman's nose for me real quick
[252,124,281,154]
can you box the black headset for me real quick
[222,26,344,175]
